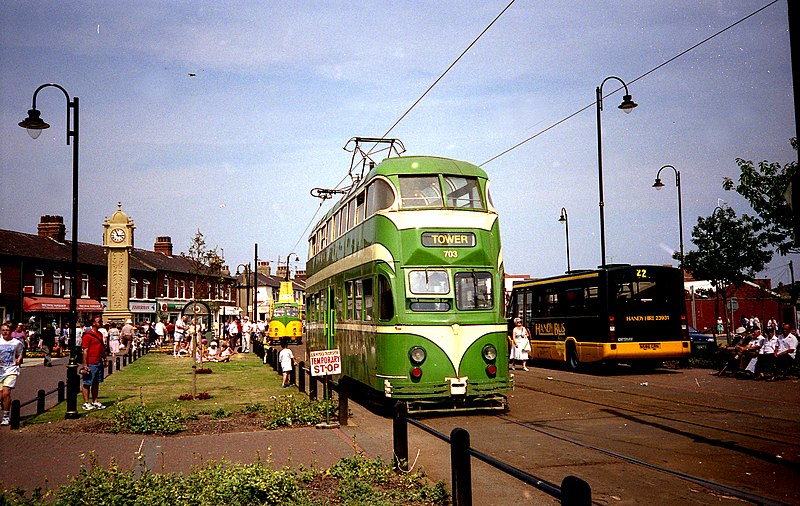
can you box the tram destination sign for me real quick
[421,231,476,247]
[309,349,342,377]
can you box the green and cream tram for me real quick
[305,154,511,412]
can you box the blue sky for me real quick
[1,1,797,285]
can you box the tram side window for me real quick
[348,200,355,231]
[363,278,373,321]
[443,175,482,209]
[355,192,366,225]
[454,272,493,310]
[335,285,343,322]
[345,281,353,320]
[354,280,363,319]
[366,179,394,216]
[399,175,443,208]
[378,274,394,321]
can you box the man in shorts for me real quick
[1,322,25,425]
[174,316,187,357]
[81,316,107,411]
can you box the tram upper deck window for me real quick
[454,272,493,310]
[444,176,482,209]
[399,176,443,208]
[367,179,394,215]
[408,270,450,295]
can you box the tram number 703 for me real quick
[443,250,458,258]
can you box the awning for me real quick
[23,297,103,313]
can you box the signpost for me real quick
[310,349,341,428]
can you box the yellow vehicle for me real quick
[268,280,303,346]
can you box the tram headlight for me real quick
[409,346,426,365]
[482,344,497,362]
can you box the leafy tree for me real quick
[723,138,797,255]
[679,207,772,337]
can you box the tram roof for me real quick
[367,155,488,179]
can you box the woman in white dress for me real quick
[510,317,531,371]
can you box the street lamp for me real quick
[281,253,300,280]
[652,165,684,266]
[596,76,637,267]
[19,83,81,419]
[235,264,251,319]
[558,208,571,273]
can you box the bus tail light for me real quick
[609,316,616,341]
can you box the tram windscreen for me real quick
[444,176,482,208]
[408,270,450,295]
[399,176,443,208]
[454,271,493,310]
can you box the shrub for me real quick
[261,395,337,429]
[111,404,187,435]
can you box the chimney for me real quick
[294,270,306,283]
[154,236,173,256]
[257,261,271,276]
[38,215,66,242]
[276,265,289,279]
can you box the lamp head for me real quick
[652,178,665,190]
[618,94,637,113]
[19,108,50,139]
[558,210,567,223]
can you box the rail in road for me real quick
[408,366,799,505]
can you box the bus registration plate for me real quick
[639,343,661,351]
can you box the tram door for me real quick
[325,285,336,350]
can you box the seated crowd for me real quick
[719,322,797,380]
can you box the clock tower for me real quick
[103,202,135,324]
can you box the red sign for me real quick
[309,349,341,377]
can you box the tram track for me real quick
[515,378,800,450]
[499,414,791,506]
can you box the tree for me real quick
[679,207,772,339]
[723,138,797,255]
[182,230,227,396]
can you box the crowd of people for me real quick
[718,321,797,380]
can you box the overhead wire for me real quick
[479,0,780,167]
[293,0,517,251]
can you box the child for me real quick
[278,341,295,388]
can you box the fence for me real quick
[8,344,149,430]
[255,342,591,505]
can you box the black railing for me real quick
[393,401,592,506]
[7,344,148,430]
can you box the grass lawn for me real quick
[28,351,288,424]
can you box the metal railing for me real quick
[8,344,148,430]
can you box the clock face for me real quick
[110,228,126,243]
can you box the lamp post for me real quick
[596,76,637,267]
[235,264,251,320]
[253,244,258,325]
[19,83,81,419]
[558,208,571,273]
[652,165,684,266]
[281,253,299,281]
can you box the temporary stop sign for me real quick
[309,349,341,377]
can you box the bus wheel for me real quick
[566,345,580,371]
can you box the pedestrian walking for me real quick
[80,316,107,411]
[279,341,295,387]
[40,321,56,366]
[1,322,25,425]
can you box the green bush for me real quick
[261,396,337,430]
[111,404,187,435]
